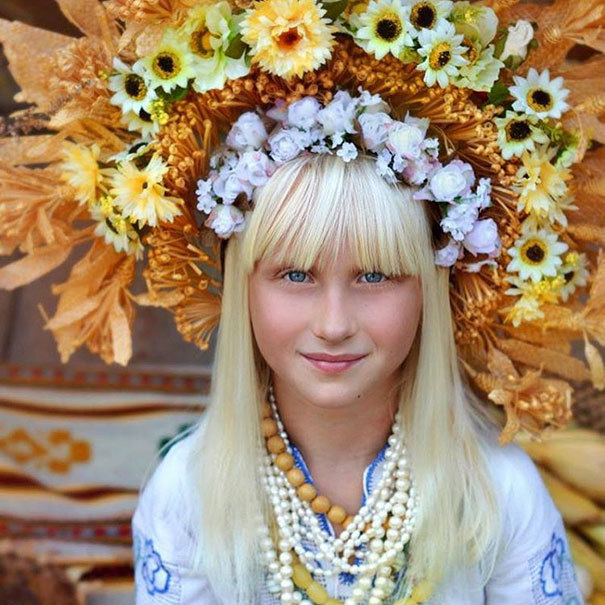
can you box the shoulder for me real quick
[132,430,201,567]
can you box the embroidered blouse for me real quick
[131,430,585,604]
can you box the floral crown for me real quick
[1,0,604,444]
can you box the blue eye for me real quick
[362,272,386,283]
[284,270,307,283]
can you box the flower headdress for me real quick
[1,0,605,446]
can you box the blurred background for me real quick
[1,1,604,604]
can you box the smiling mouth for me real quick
[301,353,367,373]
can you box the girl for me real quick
[132,153,583,604]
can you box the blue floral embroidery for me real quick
[142,537,172,595]
[540,531,566,597]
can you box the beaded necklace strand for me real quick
[258,384,435,604]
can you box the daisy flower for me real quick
[510,68,570,120]
[455,43,503,92]
[494,111,549,160]
[404,1,452,34]
[89,196,144,259]
[108,58,157,115]
[416,21,468,88]
[240,0,337,80]
[558,251,589,302]
[352,0,414,60]
[108,154,183,228]
[135,29,196,93]
[513,146,571,225]
[121,109,161,139]
[179,2,250,93]
[506,228,568,283]
[61,142,102,206]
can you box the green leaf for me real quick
[320,0,348,21]
[158,85,189,102]
[225,33,247,60]
[487,82,510,107]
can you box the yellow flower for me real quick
[61,142,103,206]
[107,154,183,228]
[241,0,338,79]
[513,145,571,226]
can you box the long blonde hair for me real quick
[187,153,504,602]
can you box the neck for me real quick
[270,377,398,485]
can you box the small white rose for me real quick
[204,203,246,239]
[358,112,393,151]
[500,20,534,62]
[316,91,358,136]
[429,160,475,202]
[435,239,463,267]
[226,112,268,151]
[236,150,276,187]
[213,169,252,203]
[287,97,322,129]
[386,122,425,160]
[463,218,500,256]
[268,128,307,163]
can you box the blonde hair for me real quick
[187,153,504,602]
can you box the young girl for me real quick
[131,153,583,604]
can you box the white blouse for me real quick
[131,430,584,604]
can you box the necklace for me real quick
[258,384,422,604]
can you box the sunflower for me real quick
[240,0,337,80]
[513,146,571,225]
[352,0,414,60]
[404,0,452,34]
[506,228,568,284]
[559,251,589,302]
[135,29,196,93]
[107,58,157,115]
[61,142,103,206]
[510,68,570,120]
[416,21,467,88]
[107,154,183,228]
[89,197,144,259]
[494,111,549,160]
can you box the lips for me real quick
[302,353,366,362]
[301,352,367,374]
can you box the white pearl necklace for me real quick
[258,385,419,604]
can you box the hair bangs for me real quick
[240,153,434,278]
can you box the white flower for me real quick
[213,169,253,203]
[404,112,430,138]
[353,0,415,60]
[455,44,504,92]
[473,177,492,210]
[510,68,570,120]
[428,159,475,201]
[559,251,589,302]
[376,148,397,183]
[450,2,498,47]
[337,142,359,162]
[121,110,161,138]
[416,22,468,88]
[440,200,480,241]
[316,90,358,136]
[236,150,276,186]
[357,87,391,113]
[196,177,217,213]
[494,111,549,160]
[204,203,246,239]
[358,112,394,150]
[287,97,322,129]
[108,58,157,115]
[507,228,568,283]
[501,20,534,62]
[435,238,462,267]
[404,0,453,34]
[403,155,438,184]
[226,112,268,151]
[463,218,500,256]
[268,128,308,163]
[386,122,425,159]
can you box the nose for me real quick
[311,283,357,343]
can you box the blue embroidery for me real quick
[142,537,172,595]
[539,532,566,598]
